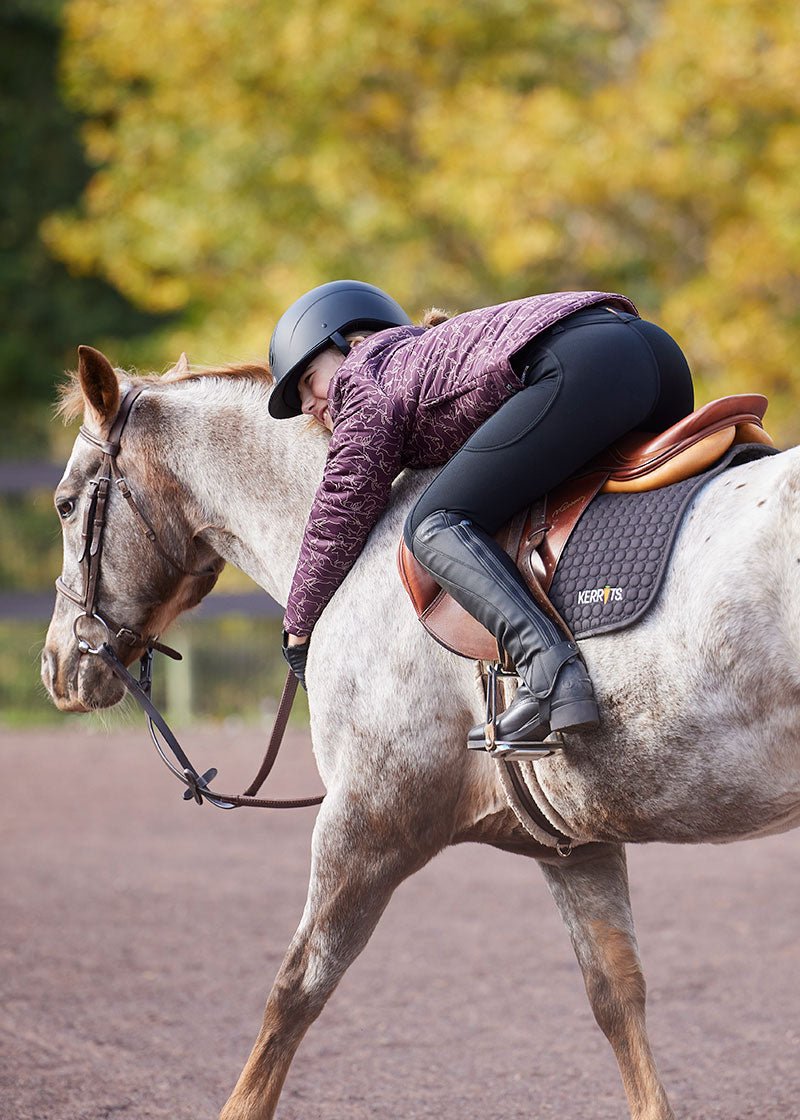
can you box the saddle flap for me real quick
[398,538,499,659]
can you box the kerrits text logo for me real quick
[577,583,624,606]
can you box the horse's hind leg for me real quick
[539,844,675,1120]
[218,791,444,1120]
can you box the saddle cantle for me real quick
[397,394,773,661]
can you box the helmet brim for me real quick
[268,370,304,419]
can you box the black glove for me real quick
[282,630,309,690]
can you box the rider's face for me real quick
[297,347,343,431]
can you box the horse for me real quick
[41,346,800,1120]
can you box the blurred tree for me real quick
[43,1,651,349]
[424,0,800,425]
[0,0,168,455]
[42,0,800,438]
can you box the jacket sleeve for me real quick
[283,375,406,636]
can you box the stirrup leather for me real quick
[469,662,564,760]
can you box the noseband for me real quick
[56,385,323,813]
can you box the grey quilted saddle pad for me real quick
[548,443,778,639]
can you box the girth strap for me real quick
[502,758,573,851]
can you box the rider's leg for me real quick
[411,508,598,738]
[405,307,693,745]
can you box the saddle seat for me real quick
[398,394,773,661]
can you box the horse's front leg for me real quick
[538,844,675,1120]
[219,789,446,1120]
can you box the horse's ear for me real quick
[165,352,190,379]
[77,346,120,427]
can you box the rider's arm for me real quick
[283,376,406,638]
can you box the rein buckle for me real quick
[183,767,219,805]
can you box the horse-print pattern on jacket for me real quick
[282,290,638,635]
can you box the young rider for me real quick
[268,280,694,749]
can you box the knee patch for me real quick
[405,509,459,556]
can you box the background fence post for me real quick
[164,632,193,725]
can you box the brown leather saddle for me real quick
[398,394,773,661]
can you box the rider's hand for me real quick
[282,631,309,690]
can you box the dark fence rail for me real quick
[0,461,64,493]
[0,591,282,620]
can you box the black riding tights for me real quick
[404,305,694,542]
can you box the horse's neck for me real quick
[155,379,327,605]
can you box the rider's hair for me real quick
[421,307,450,328]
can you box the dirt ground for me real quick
[1,724,798,1120]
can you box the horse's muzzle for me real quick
[40,642,126,712]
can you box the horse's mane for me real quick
[57,359,274,422]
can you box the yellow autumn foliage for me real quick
[44,0,800,439]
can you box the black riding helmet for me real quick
[268,279,412,418]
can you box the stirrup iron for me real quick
[469,662,564,760]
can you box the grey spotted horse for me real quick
[42,346,799,1120]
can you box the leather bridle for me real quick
[55,387,198,659]
[55,385,324,812]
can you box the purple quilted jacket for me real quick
[283,290,637,635]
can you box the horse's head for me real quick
[41,346,223,712]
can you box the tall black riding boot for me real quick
[409,511,599,747]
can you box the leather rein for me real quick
[56,385,324,812]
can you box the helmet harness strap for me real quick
[329,330,352,358]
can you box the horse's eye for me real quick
[56,498,75,520]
